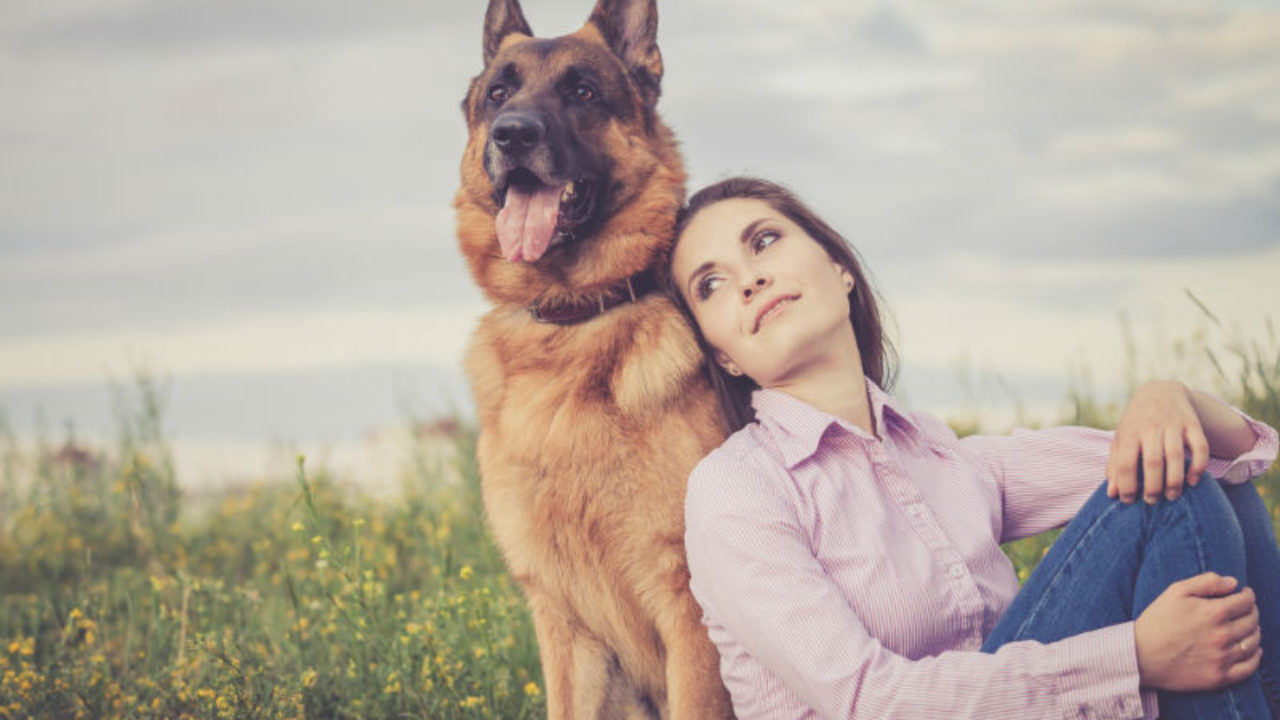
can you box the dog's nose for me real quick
[491,112,546,155]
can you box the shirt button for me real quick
[949,564,966,579]
[907,505,924,517]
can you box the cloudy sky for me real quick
[3,0,1278,485]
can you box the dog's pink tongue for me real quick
[496,184,561,262]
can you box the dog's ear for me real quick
[587,0,663,106]
[483,0,533,66]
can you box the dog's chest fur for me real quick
[465,299,720,577]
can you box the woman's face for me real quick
[671,197,858,388]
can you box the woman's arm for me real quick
[1106,380,1269,505]
[948,383,1275,542]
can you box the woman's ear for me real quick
[839,267,855,292]
[714,350,743,377]
[831,259,855,291]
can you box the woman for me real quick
[666,176,1280,719]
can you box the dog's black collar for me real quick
[528,270,659,325]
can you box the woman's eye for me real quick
[696,275,723,300]
[751,230,780,252]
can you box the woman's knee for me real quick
[1130,469,1234,521]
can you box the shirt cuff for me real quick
[1205,404,1279,485]
[1051,622,1147,720]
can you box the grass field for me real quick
[2,327,1276,719]
[0,380,543,719]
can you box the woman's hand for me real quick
[1106,380,1209,504]
[1135,572,1262,691]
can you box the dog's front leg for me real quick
[658,596,735,719]
[531,601,615,719]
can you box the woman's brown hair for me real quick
[664,176,897,433]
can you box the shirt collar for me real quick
[751,378,922,469]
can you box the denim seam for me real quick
[1009,501,1122,641]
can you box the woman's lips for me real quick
[753,295,799,333]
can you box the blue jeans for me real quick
[982,475,1280,719]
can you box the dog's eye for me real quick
[573,84,596,102]
[488,85,510,104]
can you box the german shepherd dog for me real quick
[453,0,733,717]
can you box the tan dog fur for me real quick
[453,0,733,717]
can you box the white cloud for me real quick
[0,0,165,36]
[884,244,1280,391]
[1026,145,1280,207]
[0,306,484,389]
[1045,127,1184,158]
[1177,66,1280,111]
[5,203,452,279]
[761,60,977,105]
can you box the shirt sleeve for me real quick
[1204,400,1279,483]
[955,405,1278,544]
[685,450,1150,720]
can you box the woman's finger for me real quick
[1163,428,1186,501]
[1105,454,1116,498]
[1142,432,1166,504]
[1108,434,1141,503]
[1218,586,1258,621]
[1176,571,1237,597]
[1236,626,1263,663]
[1185,426,1210,486]
[1228,614,1262,651]
[1224,640,1262,685]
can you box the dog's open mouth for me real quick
[495,168,597,263]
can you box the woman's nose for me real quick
[742,273,770,299]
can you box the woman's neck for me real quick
[771,356,876,437]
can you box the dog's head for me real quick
[456,0,685,306]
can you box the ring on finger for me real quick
[1240,638,1250,654]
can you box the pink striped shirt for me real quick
[685,381,1279,720]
